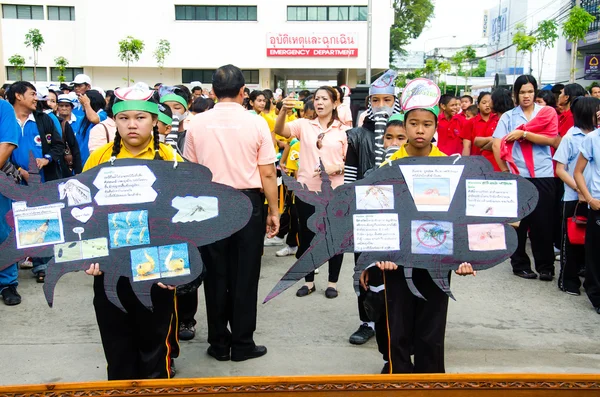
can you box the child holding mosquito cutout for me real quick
[83,83,182,380]
[366,79,476,374]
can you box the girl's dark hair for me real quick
[513,75,537,106]
[105,92,116,118]
[191,96,213,113]
[491,88,515,115]
[535,90,556,109]
[247,90,265,110]
[386,119,404,129]
[304,100,315,112]
[159,102,173,119]
[174,85,192,107]
[315,86,340,128]
[563,83,587,107]
[263,89,274,112]
[571,96,600,131]
[334,86,344,103]
[276,101,283,111]
[78,90,107,138]
[111,97,163,160]
[477,91,491,104]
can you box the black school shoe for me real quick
[349,324,375,345]
[513,270,537,279]
[179,322,196,341]
[231,345,267,362]
[207,346,230,361]
[1,286,21,305]
[539,272,554,281]
[296,285,316,297]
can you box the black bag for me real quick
[1,161,22,184]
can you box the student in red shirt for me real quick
[456,95,473,124]
[557,84,586,137]
[436,94,462,155]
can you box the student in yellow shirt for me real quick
[83,83,182,381]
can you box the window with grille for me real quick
[175,5,257,21]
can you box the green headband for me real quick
[158,112,173,126]
[160,94,188,109]
[113,100,159,115]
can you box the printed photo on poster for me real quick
[465,179,518,217]
[411,220,453,255]
[81,238,109,259]
[58,179,92,207]
[54,241,81,263]
[171,196,219,223]
[108,210,150,249]
[158,243,191,278]
[54,238,110,263]
[353,213,400,251]
[467,224,507,251]
[131,247,160,282]
[413,178,450,206]
[14,203,65,249]
[355,185,395,210]
[400,165,464,211]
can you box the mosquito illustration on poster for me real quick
[355,185,394,210]
[411,220,453,255]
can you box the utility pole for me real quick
[570,0,581,83]
[366,0,372,84]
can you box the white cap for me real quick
[71,74,91,85]
[35,84,49,100]
[57,93,76,105]
[92,86,106,99]
[189,81,202,87]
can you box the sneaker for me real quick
[179,322,196,341]
[349,324,375,345]
[20,257,33,269]
[276,245,298,257]
[264,236,285,246]
[1,286,21,306]
[554,246,560,255]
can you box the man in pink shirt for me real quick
[184,64,279,362]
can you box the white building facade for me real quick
[0,0,393,89]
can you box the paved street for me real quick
[1,245,599,385]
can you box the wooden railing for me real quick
[1,374,599,396]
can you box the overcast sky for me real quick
[404,0,493,53]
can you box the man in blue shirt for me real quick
[0,99,21,305]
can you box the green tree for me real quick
[54,56,69,83]
[534,20,558,84]
[563,5,595,82]
[118,36,145,86]
[463,45,477,92]
[437,60,451,92]
[512,23,537,76]
[153,39,171,69]
[389,0,435,63]
[450,50,465,95]
[471,59,487,77]
[8,54,25,81]
[24,28,44,83]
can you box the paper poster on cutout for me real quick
[353,213,400,251]
[411,220,453,255]
[54,241,81,263]
[58,179,92,207]
[131,247,160,282]
[82,238,110,259]
[465,180,518,217]
[355,185,394,210]
[108,210,150,249]
[171,196,219,223]
[467,224,507,251]
[54,238,109,263]
[93,165,157,206]
[159,243,191,278]
[400,165,464,211]
[13,203,65,249]
[71,207,94,223]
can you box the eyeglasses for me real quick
[316,132,325,149]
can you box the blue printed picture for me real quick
[108,210,150,249]
[131,247,160,282]
[158,243,190,279]
[411,220,453,255]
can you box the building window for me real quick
[182,69,215,84]
[287,6,367,21]
[175,5,257,21]
[6,67,48,81]
[48,6,75,21]
[578,0,600,33]
[51,67,84,82]
[2,4,44,20]
[243,70,259,84]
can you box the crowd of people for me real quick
[0,66,599,378]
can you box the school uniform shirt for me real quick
[286,140,300,172]
[386,143,446,163]
[558,109,574,138]
[492,104,554,178]
[83,139,182,172]
[0,100,20,239]
[459,113,501,171]
[12,113,47,181]
[337,103,353,127]
[437,114,463,155]
[184,102,276,190]
[553,127,592,202]
[287,118,349,191]
[578,129,600,200]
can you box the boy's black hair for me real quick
[551,83,564,94]
[491,88,515,114]
[535,90,556,109]
[7,81,36,105]
[304,100,315,112]
[191,86,202,93]
[466,104,479,115]
[571,96,600,131]
[439,93,455,107]
[276,101,283,111]
[212,64,245,99]
[191,96,214,113]
[244,87,250,95]
[563,83,587,106]
[298,89,311,99]
[404,108,438,127]
[460,95,474,104]
[386,119,404,129]
[513,75,538,106]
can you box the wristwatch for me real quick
[44,154,52,162]
[522,131,528,140]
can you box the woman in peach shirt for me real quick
[275,86,348,299]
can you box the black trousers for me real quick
[584,209,600,308]
[277,186,299,247]
[200,189,265,354]
[177,289,198,326]
[511,177,557,275]
[93,275,177,380]
[296,197,343,283]
[553,178,565,249]
[384,268,449,374]
[558,200,587,292]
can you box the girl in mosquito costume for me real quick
[376,79,476,374]
[83,83,182,380]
